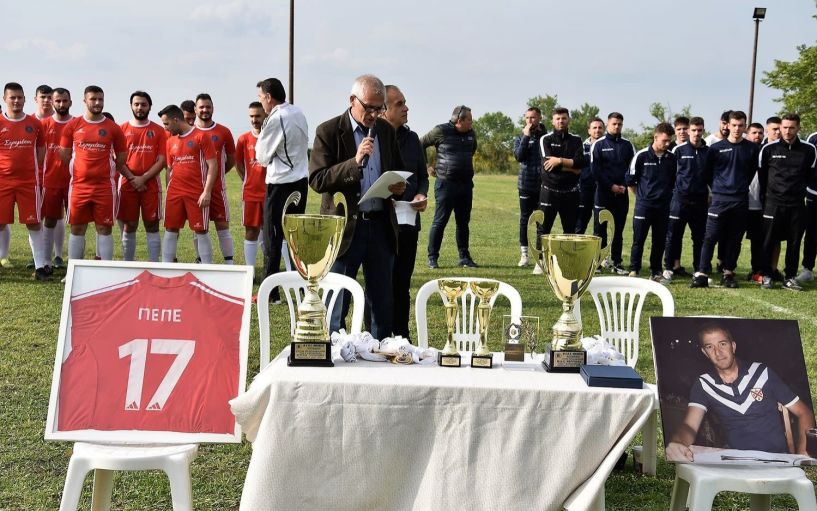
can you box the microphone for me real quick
[359,127,374,169]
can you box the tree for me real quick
[473,111,517,174]
[761,3,817,134]
[569,103,601,140]
[518,94,559,131]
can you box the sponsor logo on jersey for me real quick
[602,148,614,152]
[771,155,786,159]
[3,139,35,149]
[719,148,733,153]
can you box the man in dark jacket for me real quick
[576,118,605,234]
[513,107,544,266]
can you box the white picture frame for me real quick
[44,260,254,444]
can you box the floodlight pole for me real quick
[289,0,295,104]
[748,12,763,124]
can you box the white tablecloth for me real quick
[231,349,655,511]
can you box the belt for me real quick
[358,210,386,221]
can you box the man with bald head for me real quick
[309,74,406,340]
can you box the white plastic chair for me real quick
[670,464,817,511]
[415,278,522,351]
[60,442,198,511]
[580,276,674,477]
[257,271,365,370]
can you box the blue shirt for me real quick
[704,138,759,203]
[590,133,636,194]
[349,110,383,212]
[626,145,676,205]
[671,141,710,201]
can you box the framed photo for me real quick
[651,317,817,465]
[45,260,254,444]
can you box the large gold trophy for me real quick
[470,280,500,368]
[282,191,347,367]
[528,210,614,372]
[438,279,468,367]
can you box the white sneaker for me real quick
[797,268,813,282]
[518,254,529,267]
[662,270,674,281]
[532,263,543,275]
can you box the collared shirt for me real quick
[255,101,309,185]
[348,110,383,212]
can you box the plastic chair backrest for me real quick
[583,276,675,368]
[257,271,365,370]
[415,277,523,350]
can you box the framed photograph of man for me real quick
[650,317,817,465]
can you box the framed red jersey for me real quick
[45,260,253,443]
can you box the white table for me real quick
[231,349,655,511]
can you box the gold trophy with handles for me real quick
[438,279,468,367]
[470,280,500,368]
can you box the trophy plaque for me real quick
[282,191,347,367]
[470,279,500,369]
[528,210,614,372]
[438,279,468,367]
[503,318,525,362]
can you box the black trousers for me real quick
[428,178,473,260]
[699,200,747,274]
[801,196,817,271]
[392,226,419,340]
[744,209,765,274]
[575,185,595,234]
[761,203,806,279]
[537,188,579,237]
[630,203,669,275]
[518,189,539,247]
[594,191,629,266]
[664,196,707,272]
[263,178,308,287]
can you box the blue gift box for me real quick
[580,364,643,389]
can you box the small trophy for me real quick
[503,317,525,362]
[470,280,499,368]
[438,279,468,367]
[282,191,347,367]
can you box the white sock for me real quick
[197,233,213,264]
[146,231,161,262]
[521,246,528,256]
[122,231,136,261]
[0,225,10,258]
[162,232,179,262]
[244,239,258,267]
[217,229,234,264]
[54,219,65,259]
[43,227,55,263]
[97,234,114,260]
[192,236,199,260]
[282,240,292,271]
[95,232,100,257]
[28,229,46,269]
[68,234,86,260]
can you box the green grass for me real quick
[1,173,815,510]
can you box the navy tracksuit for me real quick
[801,132,817,271]
[592,133,636,266]
[664,141,709,273]
[699,138,760,275]
[513,125,545,247]
[576,139,596,233]
[626,145,676,275]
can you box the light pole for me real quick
[289,0,295,104]
[749,7,766,124]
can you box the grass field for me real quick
[1,173,815,510]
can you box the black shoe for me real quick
[195,257,202,264]
[33,267,51,281]
[771,269,784,282]
[672,266,690,277]
[611,264,628,275]
[26,259,35,270]
[428,257,438,269]
[52,256,64,269]
[690,275,709,288]
[44,265,54,276]
[722,274,738,288]
[459,258,479,268]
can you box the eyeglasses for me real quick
[355,96,386,115]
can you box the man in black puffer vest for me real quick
[422,105,478,268]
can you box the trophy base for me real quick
[504,342,526,362]
[470,352,493,369]
[543,345,586,373]
[438,352,461,367]
[288,341,334,367]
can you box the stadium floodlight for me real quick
[753,7,766,20]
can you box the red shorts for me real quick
[68,185,116,226]
[117,186,163,223]
[242,200,263,228]
[0,182,41,225]
[209,188,230,223]
[165,193,208,231]
[41,186,69,220]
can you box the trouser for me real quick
[575,184,596,234]
[629,203,669,275]
[392,226,418,340]
[537,188,579,238]
[761,203,806,279]
[263,178,308,291]
[699,200,747,275]
[428,178,473,260]
[664,195,707,273]
[744,209,765,274]
[518,189,539,247]
[801,195,817,270]
[330,216,395,340]
[594,190,628,266]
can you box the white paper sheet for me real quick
[358,170,413,204]
[393,201,417,226]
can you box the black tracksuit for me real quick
[576,139,596,233]
[591,133,636,266]
[800,133,817,271]
[664,141,709,273]
[537,130,585,235]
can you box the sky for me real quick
[4,0,816,142]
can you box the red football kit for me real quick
[117,120,167,223]
[235,131,266,228]
[58,270,245,434]
[60,116,126,226]
[165,127,217,231]
[40,115,73,219]
[195,123,234,222]
[0,113,44,224]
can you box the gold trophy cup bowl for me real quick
[438,279,468,367]
[282,191,347,367]
[528,209,614,372]
[470,280,500,368]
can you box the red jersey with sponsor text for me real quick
[60,116,126,187]
[58,271,244,434]
[41,116,73,188]
[120,120,167,192]
[0,113,44,186]
[166,127,217,198]
[195,122,234,197]
[236,131,266,202]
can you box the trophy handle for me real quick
[332,192,348,223]
[597,208,615,262]
[527,209,544,269]
[281,191,302,227]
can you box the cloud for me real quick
[189,1,273,33]
[3,37,87,61]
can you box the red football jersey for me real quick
[195,122,235,196]
[236,131,266,202]
[166,127,217,198]
[120,120,167,192]
[60,116,126,186]
[41,115,73,188]
[58,271,244,434]
[0,113,44,186]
